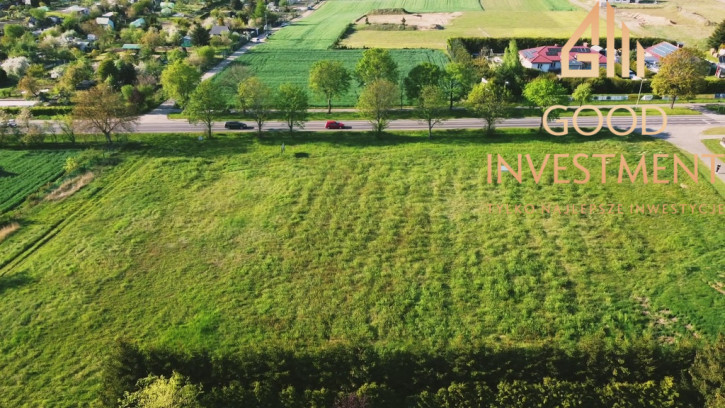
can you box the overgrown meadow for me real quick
[0,130,723,405]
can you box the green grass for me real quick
[481,0,576,11]
[0,130,724,405]
[214,49,450,107]
[0,150,74,213]
[703,138,725,155]
[213,0,482,105]
[703,127,725,136]
[341,10,591,49]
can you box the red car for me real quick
[325,120,349,129]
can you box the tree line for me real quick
[0,40,715,146]
[102,335,724,407]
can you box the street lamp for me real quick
[636,78,647,108]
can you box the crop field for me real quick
[215,49,449,107]
[481,0,577,11]
[341,10,591,49]
[0,131,724,405]
[0,150,73,213]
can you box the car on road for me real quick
[224,121,253,130]
[325,120,349,129]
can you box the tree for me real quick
[651,47,710,108]
[355,48,398,86]
[498,39,524,97]
[708,19,725,50]
[216,63,250,104]
[72,83,139,144]
[309,60,351,114]
[440,61,476,110]
[97,58,119,83]
[691,335,725,408]
[3,24,25,39]
[184,81,226,139]
[192,46,216,70]
[417,84,447,139]
[467,82,510,135]
[1,56,30,79]
[276,83,308,134]
[523,77,568,133]
[254,0,266,19]
[119,372,202,408]
[237,76,272,136]
[190,25,210,46]
[572,82,593,107]
[403,62,443,101]
[55,59,93,102]
[357,79,398,137]
[18,75,41,99]
[160,60,201,107]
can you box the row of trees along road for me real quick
[151,40,713,140]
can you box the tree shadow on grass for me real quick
[120,133,256,159]
[0,168,18,178]
[252,129,657,149]
[0,271,35,295]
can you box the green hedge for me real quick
[0,106,73,116]
[452,37,673,55]
[101,339,718,407]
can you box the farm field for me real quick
[215,49,449,106]
[605,0,725,48]
[0,131,724,405]
[0,150,74,213]
[341,10,595,49]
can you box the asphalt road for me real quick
[135,114,725,134]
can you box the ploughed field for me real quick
[0,130,723,405]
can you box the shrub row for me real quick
[100,338,722,407]
[0,106,73,116]
[452,37,673,55]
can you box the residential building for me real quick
[519,44,607,73]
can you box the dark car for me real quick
[224,121,253,130]
[325,120,349,129]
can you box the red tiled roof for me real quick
[519,45,607,65]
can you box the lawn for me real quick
[214,49,450,107]
[703,138,725,156]
[0,150,75,213]
[0,130,723,405]
[703,127,725,136]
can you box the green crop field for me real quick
[1,131,724,405]
[0,150,73,213]
[215,49,449,107]
[481,0,576,11]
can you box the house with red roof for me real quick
[518,44,608,73]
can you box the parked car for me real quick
[325,120,349,129]
[224,121,253,130]
[1,119,16,128]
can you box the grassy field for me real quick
[215,0,486,106]
[609,0,725,48]
[481,0,577,11]
[214,49,449,107]
[0,150,74,213]
[340,10,591,49]
[0,131,724,405]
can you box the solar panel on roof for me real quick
[546,48,561,56]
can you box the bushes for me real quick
[0,106,73,117]
[453,37,672,55]
[100,339,714,407]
